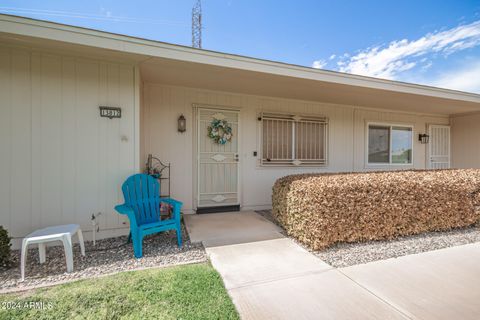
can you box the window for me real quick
[367,124,413,165]
[260,113,328,166]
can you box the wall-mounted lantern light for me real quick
[178,114,186,133]
[419,133,429,144]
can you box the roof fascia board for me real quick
[1,14,480,104]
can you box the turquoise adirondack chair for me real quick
[115,173,183,258]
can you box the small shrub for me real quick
[0,226,12,269]
[272,169,480,250]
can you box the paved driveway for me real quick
[185,211,480,320]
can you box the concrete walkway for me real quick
[184,211,480,320]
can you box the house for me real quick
[1,14,480,248]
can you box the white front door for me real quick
[197,108,239,208]
[428,125,450,169]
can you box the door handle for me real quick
[234,154,239,162]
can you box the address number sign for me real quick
[99,106,121,119]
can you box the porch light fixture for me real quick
[178,114,186,133]
[419,133,429,144]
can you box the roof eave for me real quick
[1,13,480,104]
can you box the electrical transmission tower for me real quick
[192,0,202,48]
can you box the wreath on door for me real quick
[207,119,233,145]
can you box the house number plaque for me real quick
[99,106,121,119]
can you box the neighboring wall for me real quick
[451,113,480,168]
[142,83,449,213]
[0,45,138,247]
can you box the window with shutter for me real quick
[260,113,328,166]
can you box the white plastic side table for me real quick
[20,224,85,281]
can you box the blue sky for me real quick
[1,1,480,93]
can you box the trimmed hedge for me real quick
[0,226,11,269]
[272,169,480,250]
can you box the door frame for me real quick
[192,103,241,211]
[427,124,451,169]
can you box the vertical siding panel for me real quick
[184,88,194,203]
[335,106,354,171]
[105,63,120,228]
[10,50,32,236]
[40,54,62,227]
[171,87,182,199]
[0,46,136,246]
[30,52,42,232]
[97,62,108,229]
[161,86,172,155]
[197,90,209,105]
[144,84,151,160]
[118,65,135,226]
[168,86,176,196]
[75,59,99,229]
[346,107,355,170]
[451,115,477,168]
[139,79,146,168]
[60,57,76,225]
[207,90,217,106]
[0,48,12,232]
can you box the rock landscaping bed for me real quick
[257,209,480,267]
[0,224,206,292]
[316,225,480,267]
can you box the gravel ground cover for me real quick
[0,224,206,292]
[256,210,480,267]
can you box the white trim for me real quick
[193,106,199,209]
[0,40,138,66]
[449,110,480,118]
[366,122,414,167]
[193,105,241,211]
[192,103,242,112]
[427,124,451,169]
[1,14,480,103]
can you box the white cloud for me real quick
[429,61,480,93]
[332,20,480,79]
[312,59,327,69]
[100,7,112,17]
[421,60,433,70]
[329,54,336,60]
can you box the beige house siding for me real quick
[451,113,480,168]
[0,45,137,246]
[353,109,450,171]
[142,83,450,213]
[1,14,478,250]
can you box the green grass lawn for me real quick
[0,263,239,320]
